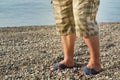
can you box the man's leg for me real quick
[72,0,101,74]
[80,35,101,74]
[50,33,76,70]
[50,0,76,70]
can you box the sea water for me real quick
[0,0,120,27]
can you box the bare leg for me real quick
[50,33,76,70]
[80,35,101,74]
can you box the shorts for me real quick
[51,0,100,37]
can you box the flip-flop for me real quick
[81,66,102,75]
[50,63,74,70]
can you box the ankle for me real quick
[87,61,101,70]
[64,58,74,63]
[60,60,74,66]
[89,58,101,64]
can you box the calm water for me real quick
[0,0,120,27]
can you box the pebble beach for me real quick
[0,23,120,80]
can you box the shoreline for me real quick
[0,22,120,33]
[0,22,120,28]
[0,22,120,79]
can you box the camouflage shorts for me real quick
[52,0,100,37]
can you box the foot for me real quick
[80,63,102,75]
[50,60,74,70]
[80,66,102,75]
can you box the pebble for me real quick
[0,23,120,79]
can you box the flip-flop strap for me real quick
[82,66,99,75]
[59,64,68,69]
[52,63,73,70]
[53,63,61,70]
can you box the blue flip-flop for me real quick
[51,63,74,70]
[81,66,102,75]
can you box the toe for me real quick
[49,66,54,70]
[79,71,86,75]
